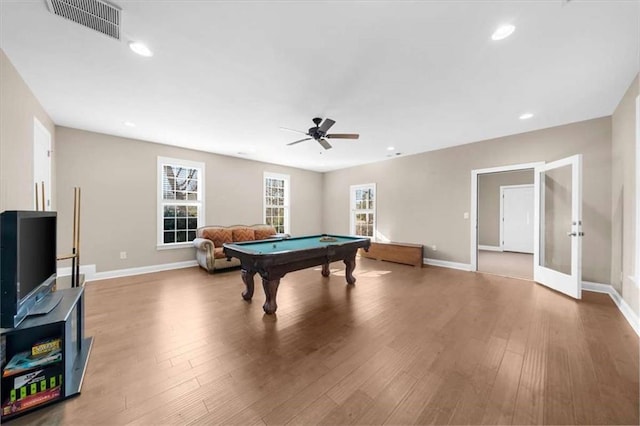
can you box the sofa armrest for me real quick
[193,237,216,273]
[193,237,215,250]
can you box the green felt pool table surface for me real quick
[225,234,365,255]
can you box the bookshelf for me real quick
[0,276,92,421]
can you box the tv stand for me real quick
[0,276,92,422]
[27,292,63,316]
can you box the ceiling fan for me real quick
[282,117,359,150]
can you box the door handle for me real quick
[567,232,585,237]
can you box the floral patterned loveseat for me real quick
[192,224,280,273]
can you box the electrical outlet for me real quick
[120,251,127,259]
[463,212,469,219]
[431,245,437,251]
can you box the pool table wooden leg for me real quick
[321,262,331,277]
[241,269,256,301]
[344,256,357,285]
[262,278,280,314]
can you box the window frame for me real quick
[350,183,377,238]
[263,172,290,234]
[157,156,205,249]
[630,95,640,288]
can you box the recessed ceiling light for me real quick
[123,121,136,127]
[519,113,534,120]
[128,41,153,57]
[491,24,515,41]
[387,146,395,151]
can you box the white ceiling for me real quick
[1,0,638,172]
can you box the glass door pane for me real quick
[540,164,572,274]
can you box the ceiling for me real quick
[1,1,638,172]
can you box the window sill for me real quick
[157,242,193,251]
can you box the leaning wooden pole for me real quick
[56,187,82,286]
[35,183,40,211]
[74,187,81,287]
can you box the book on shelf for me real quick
[2,386,61,417]
[2,348,62,377]
[31,338,61,356]
[6,371,62,403]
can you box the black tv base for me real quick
[0,276,92,422]
[27,292,63,316]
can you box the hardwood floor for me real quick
[11,258,639,425]
[477,250,533,281]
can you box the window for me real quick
[157,157,205,248]
[350,183,376,237]
[264,172,290,234]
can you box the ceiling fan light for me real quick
[387,146,395,151]
[491,24,515,41]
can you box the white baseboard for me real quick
[58,264,96,281]
[478,245,502,252]
[424,258,472,271]
[89,260,198,282]
[582,281,639,336]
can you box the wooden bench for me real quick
[359,241,423,267]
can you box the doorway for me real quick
[477,170,535,280]
[471,157,584,299]
[33,118,51,210]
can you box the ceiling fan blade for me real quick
[287,137,312,146]
[318,138,332,150]
[326,133,360,139]
[318,118,336,133]
[279,126,308,135]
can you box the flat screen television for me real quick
[1,210,60,329]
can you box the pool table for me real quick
[223,234,371,314]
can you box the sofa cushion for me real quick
[232,227,255,242]
[254,226,276,240]
[213,247,227,259]
[202,228,233,247]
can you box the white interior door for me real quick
[534,154,582,299]
[501,184,534,253]
[33,117,52,210]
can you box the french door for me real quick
[533,154,583,299]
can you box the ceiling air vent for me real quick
[46,0,121,40]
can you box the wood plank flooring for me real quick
[10,258,639,425]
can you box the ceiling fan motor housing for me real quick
[309,127,324,139]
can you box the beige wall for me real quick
[478,170,534,247]
[611,74,639,316]
[0,49,55,211]
[55,127,323,272]
[323,117,612,284]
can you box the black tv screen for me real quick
[18,216,57,300]
[1,210,57,328]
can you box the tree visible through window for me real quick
[264,172,290,234]
[158,157,204,247]
[350,183,376,237]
